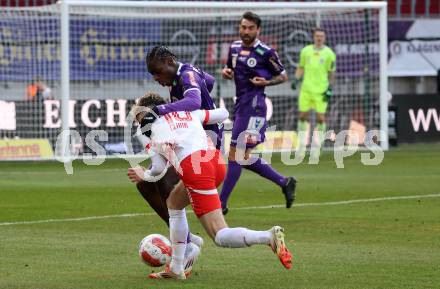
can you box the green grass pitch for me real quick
[1,144,439,289]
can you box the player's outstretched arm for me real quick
[156,89,201,115]
[127,153,168,183]
[200,108,229,125]
[148,153,168,176]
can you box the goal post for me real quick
[0,1,388,161]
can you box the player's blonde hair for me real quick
[136,91,166,108]
[132,92,166,120]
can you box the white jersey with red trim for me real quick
[146,108,227,169]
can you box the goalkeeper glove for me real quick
[291,78,299,90]
[323,85,333,102]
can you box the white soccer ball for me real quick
[138,234,172,267]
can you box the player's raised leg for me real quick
[188,151,292,270]
[199,206,293,269]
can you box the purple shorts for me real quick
[230,115,267,149]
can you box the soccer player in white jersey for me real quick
[128,92,293,280]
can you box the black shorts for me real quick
[152,166,181,200]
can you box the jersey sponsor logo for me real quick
[171,111,193,121]
[247,57,257,68]
[164,111,193,131]
[240,50,250,56]
[238,56,247,62]
[255,48,265,55]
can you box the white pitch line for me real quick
[1,193,439,227]
[2,168,126,175]
[0,212,156,226]
[234,193,440,210]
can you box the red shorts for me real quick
[178,149,226,217]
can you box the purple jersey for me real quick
[227,39,285,117]
[157,63,222,148]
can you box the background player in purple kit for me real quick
[220,11,297,215]
[133,46,222,234]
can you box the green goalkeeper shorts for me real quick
[298,90,328,114]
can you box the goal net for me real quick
[0,1,387,161]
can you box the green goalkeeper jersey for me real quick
[299,44,336,94]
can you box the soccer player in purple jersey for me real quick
[220,12,297,215]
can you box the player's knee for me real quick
[165,197,174,209]
[166,195,184,210]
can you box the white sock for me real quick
[214,227,272,248]
[168,208,188,273]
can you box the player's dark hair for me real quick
[241,11,261,28]
[136,92,166,109]
[312,27,326,36]
[145,45,177,66]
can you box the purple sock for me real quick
[220,160,242,208]
[243,157,287,187]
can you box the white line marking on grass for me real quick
[0,212,156,226]
[2,168,126,175]
[234,193,440,210]
[1,193,439,226]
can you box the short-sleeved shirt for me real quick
[169,63,222,148]
[299,45,336,95]
[226,39,285,117]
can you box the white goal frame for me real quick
[56,0,388,161]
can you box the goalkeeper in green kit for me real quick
[291,27,336,159]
